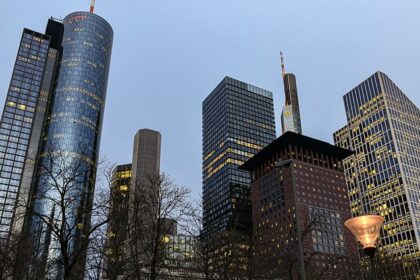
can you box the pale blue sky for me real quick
[0,1,419,199]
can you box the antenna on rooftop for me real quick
[90,0,96,13]
[280,51,286,77]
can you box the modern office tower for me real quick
[129,128,161,265]
[240,131,358,279]
[280,53,302,134]
[334,71,420,277]
[131,128,161,187]
[202,76,276,273]
[0,20,63,244]
[105,164,131,280]
[11,11,113,279]
[105,129,161,279]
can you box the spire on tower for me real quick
[280,51,286,77]
[90,0,96,13]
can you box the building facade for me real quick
[131,128,161,187]
[241,132,359,279]
[0,28,51,243]
[280,60,302,135]
[159,234,202,280]
[334,71,420,277]
[202,76,276,275]
[8,11,114,279]
[105,164,131,280]
[105,129,161,279]
[0,20,63,244]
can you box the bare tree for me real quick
[187,196,361,280]
[15,146,113,280]
[369,251,420,280]
[194,191,253,280]
[0,232,22,279]
[124,173,193,280]
[97,163,131,280]
[186,200,218,280]
[248,209,360,280]
[84,161,117,280]
[83,233,107,280]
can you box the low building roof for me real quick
[240,131,353,171]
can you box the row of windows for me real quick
[344,73,381,120]
[226,98,274,120]
[14,61,45,76]
[22,32,49,44]
[203,85,273,124]
[309,206,346,256]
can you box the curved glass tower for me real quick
[47,11,113,162]
[23,12,113,279]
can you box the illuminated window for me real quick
[119,185,128,192]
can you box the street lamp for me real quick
[345,215,385,279]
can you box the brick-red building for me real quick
[240,132,359,279]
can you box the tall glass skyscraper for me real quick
[334,71,420,277]
[0,10,113,279]
[25,12,113,278]
[105,163,131,280]
[202,77,276,273]
[0,20,63,244]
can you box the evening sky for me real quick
[0,1,419,199]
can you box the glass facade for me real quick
[105,164,131,280]
[334,71,420,276]
[23,11,113,278]
[281,73,302,134]
[0,29,52,243]
[309,206,346,255]
[42,11,113,164]
[202,76,276,239]
[159,233,204,279]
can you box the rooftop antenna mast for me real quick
[90,0,96,13]
[280,51,286,77]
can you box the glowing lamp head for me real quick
[345,215,384,255]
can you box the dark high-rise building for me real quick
[131,128,161,187]
[280,53,302,134]
[0,21,63,244]
[105,129,161,279]
[129,128,161,267]
[240,132,359,279]
[106,164,131,280]
[202,76,276,273]
[334,71,420,277]
[0,10,114,279]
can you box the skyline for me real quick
[1,1,419,200]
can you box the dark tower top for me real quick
[280,54,302,135]
[283,73,298,106]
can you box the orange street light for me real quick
[344,215,384,257]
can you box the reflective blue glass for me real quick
[0,29,50,243]
[26,12,113,278]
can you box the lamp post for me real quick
[345,215,385,280]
